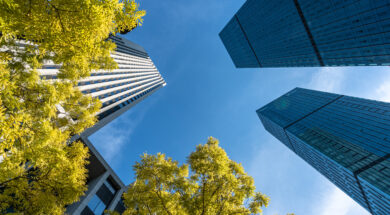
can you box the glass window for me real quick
[87,195,106,215]
[104,180,116,194]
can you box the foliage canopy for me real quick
[0,0,145,213]
[121,137,270,215]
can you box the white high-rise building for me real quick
[40,35,166,137]
[38,35,166,215]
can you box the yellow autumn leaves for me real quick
[121,137,270,215]
[0,0,144,213]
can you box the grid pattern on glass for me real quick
[258,113,295,151]
[284,89,390,200]
[236,0,320,67]
[317,96,390,156]
[286,129,370,210]
[286,121,389,214]
[257,88,340,128]
[109,35,148,59]
[299,0,390,66]
[287,123,382,173]
[220,0,390,68]
[219,16,260,68]
[257,88,390,215]
[359,169,390,215]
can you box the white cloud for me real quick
[308,67,347,93]
[91,115,137,163]
[314,186,369,215]
[375,76,390,102]
[90,96,161,164]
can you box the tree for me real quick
[0,0,145,214]
[120,137,271,215]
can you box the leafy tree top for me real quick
[1,0,146,80]
[121,137,270,215]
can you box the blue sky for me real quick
[90,1,390,214]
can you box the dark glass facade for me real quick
[257,88,390,215]
[220,0,390,68]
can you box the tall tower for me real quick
[220,0,390,68]
[257,88,390,215]
[40,35,166,137]
[39,35,166,215]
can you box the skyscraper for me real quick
[257,88,390,215]
[39,35,166,137]
[38,35,166,215]
[220,0,390,68]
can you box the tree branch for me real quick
[46,1,66,33]
[216,195,228,215]
[204,181,224,212]
[0,175,26,188]
[228,207,250,215]
[154,190,172,215]
[46,1,80,13]
[145,203,153,215]
[151,173,173,215]
[201,176,206,215]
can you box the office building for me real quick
[220,0,390,68]
[39,35,166,137]
[257,88,390,215]
[38,35,166,214]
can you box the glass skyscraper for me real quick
[37,35,166,215]
[220,0,390,68]
[257,88,390,215]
